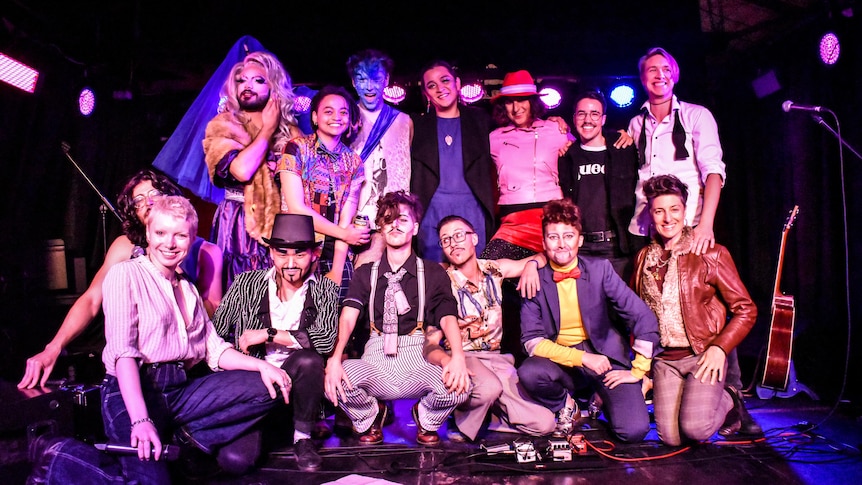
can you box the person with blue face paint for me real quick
[346,49,414,269]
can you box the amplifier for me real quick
[0,380,104,442]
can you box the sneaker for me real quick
[553,395,579,437]
[294,438,322,471]
[446,427,469,443]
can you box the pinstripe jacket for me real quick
[212,269,339,360]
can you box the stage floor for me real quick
[3,385,861,484]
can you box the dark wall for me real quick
[1,8,859,402]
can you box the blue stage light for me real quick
[609,84,636,108]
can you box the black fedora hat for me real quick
[262,214,319,249]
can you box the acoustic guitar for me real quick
[760,205,799,390]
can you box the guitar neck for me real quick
[773,206,799,298]
[773,231,788,298]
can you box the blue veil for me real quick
[151,35,268,203]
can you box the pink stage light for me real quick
[294,95,312,113]
[0,53,40,93]
[383,85,406,104]
[819,32,840,65]
[460,83,485,104]
[79,87,96,116]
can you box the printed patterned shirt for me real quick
[445,259,505,352]
[277,134,364,243]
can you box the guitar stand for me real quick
[756,360,819,401]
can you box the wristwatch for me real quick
[266,327,277,343]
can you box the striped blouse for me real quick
[101,256,232,376]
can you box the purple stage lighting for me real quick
[819,32,840,65]
[79,87,96,116]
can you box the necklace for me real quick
[650,252,672,281]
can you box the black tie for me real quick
[638,110,648,168]
[638,108,690,168]
[672,110,690,161]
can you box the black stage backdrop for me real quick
[1,4,860,404]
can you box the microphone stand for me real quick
[61,142,122,256]
[810,114,862,161]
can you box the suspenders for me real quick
[368,258,425,336]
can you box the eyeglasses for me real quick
[439,231,474,248]
[575,110,603,121]
[132,189,162,209]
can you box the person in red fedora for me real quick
[482,69,575,262]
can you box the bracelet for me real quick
[131,417,154,429]
[527,259,540,267]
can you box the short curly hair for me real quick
[117,169,183,247]
[541,198,582,234]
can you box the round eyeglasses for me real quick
[132,189,162,210]
[575,110,603,121]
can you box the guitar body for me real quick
[761,295,796,389]
[758,205,800,394]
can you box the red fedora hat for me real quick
[491,70,539,101]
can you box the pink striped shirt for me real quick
[101,256,232,375]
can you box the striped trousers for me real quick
[341,334,470,433]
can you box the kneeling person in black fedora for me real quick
[213,214,340,471]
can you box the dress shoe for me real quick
[294,438,322,471]
[412,402,440,445]
[357,401,387,445]
[216,429,261,475]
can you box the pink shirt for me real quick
[490,119,570,206]
[101,256,232,375]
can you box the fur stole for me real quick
[202,111,279,244]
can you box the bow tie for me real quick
[553,267,581,283]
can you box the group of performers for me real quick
[19,45,761,483]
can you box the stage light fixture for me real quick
[460,82,485,104]
[609,84,636,108]
[0,52,39,93]
[294,95,312,113]
[383,84,406,104]
[539,87,562,109]
[78,87,95,116]
[819,32,840,65]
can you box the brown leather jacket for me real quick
[633,242,757,356]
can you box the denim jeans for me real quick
[32,363,280,484]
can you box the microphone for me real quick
[93,443,181,461]
[782,100,826,113]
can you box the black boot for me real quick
[216,429,262,475]
[720,386,762,436]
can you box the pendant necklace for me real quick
[651,252,672,281]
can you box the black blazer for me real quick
[410,105,497,241]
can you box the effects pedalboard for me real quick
[480,433,588,464]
